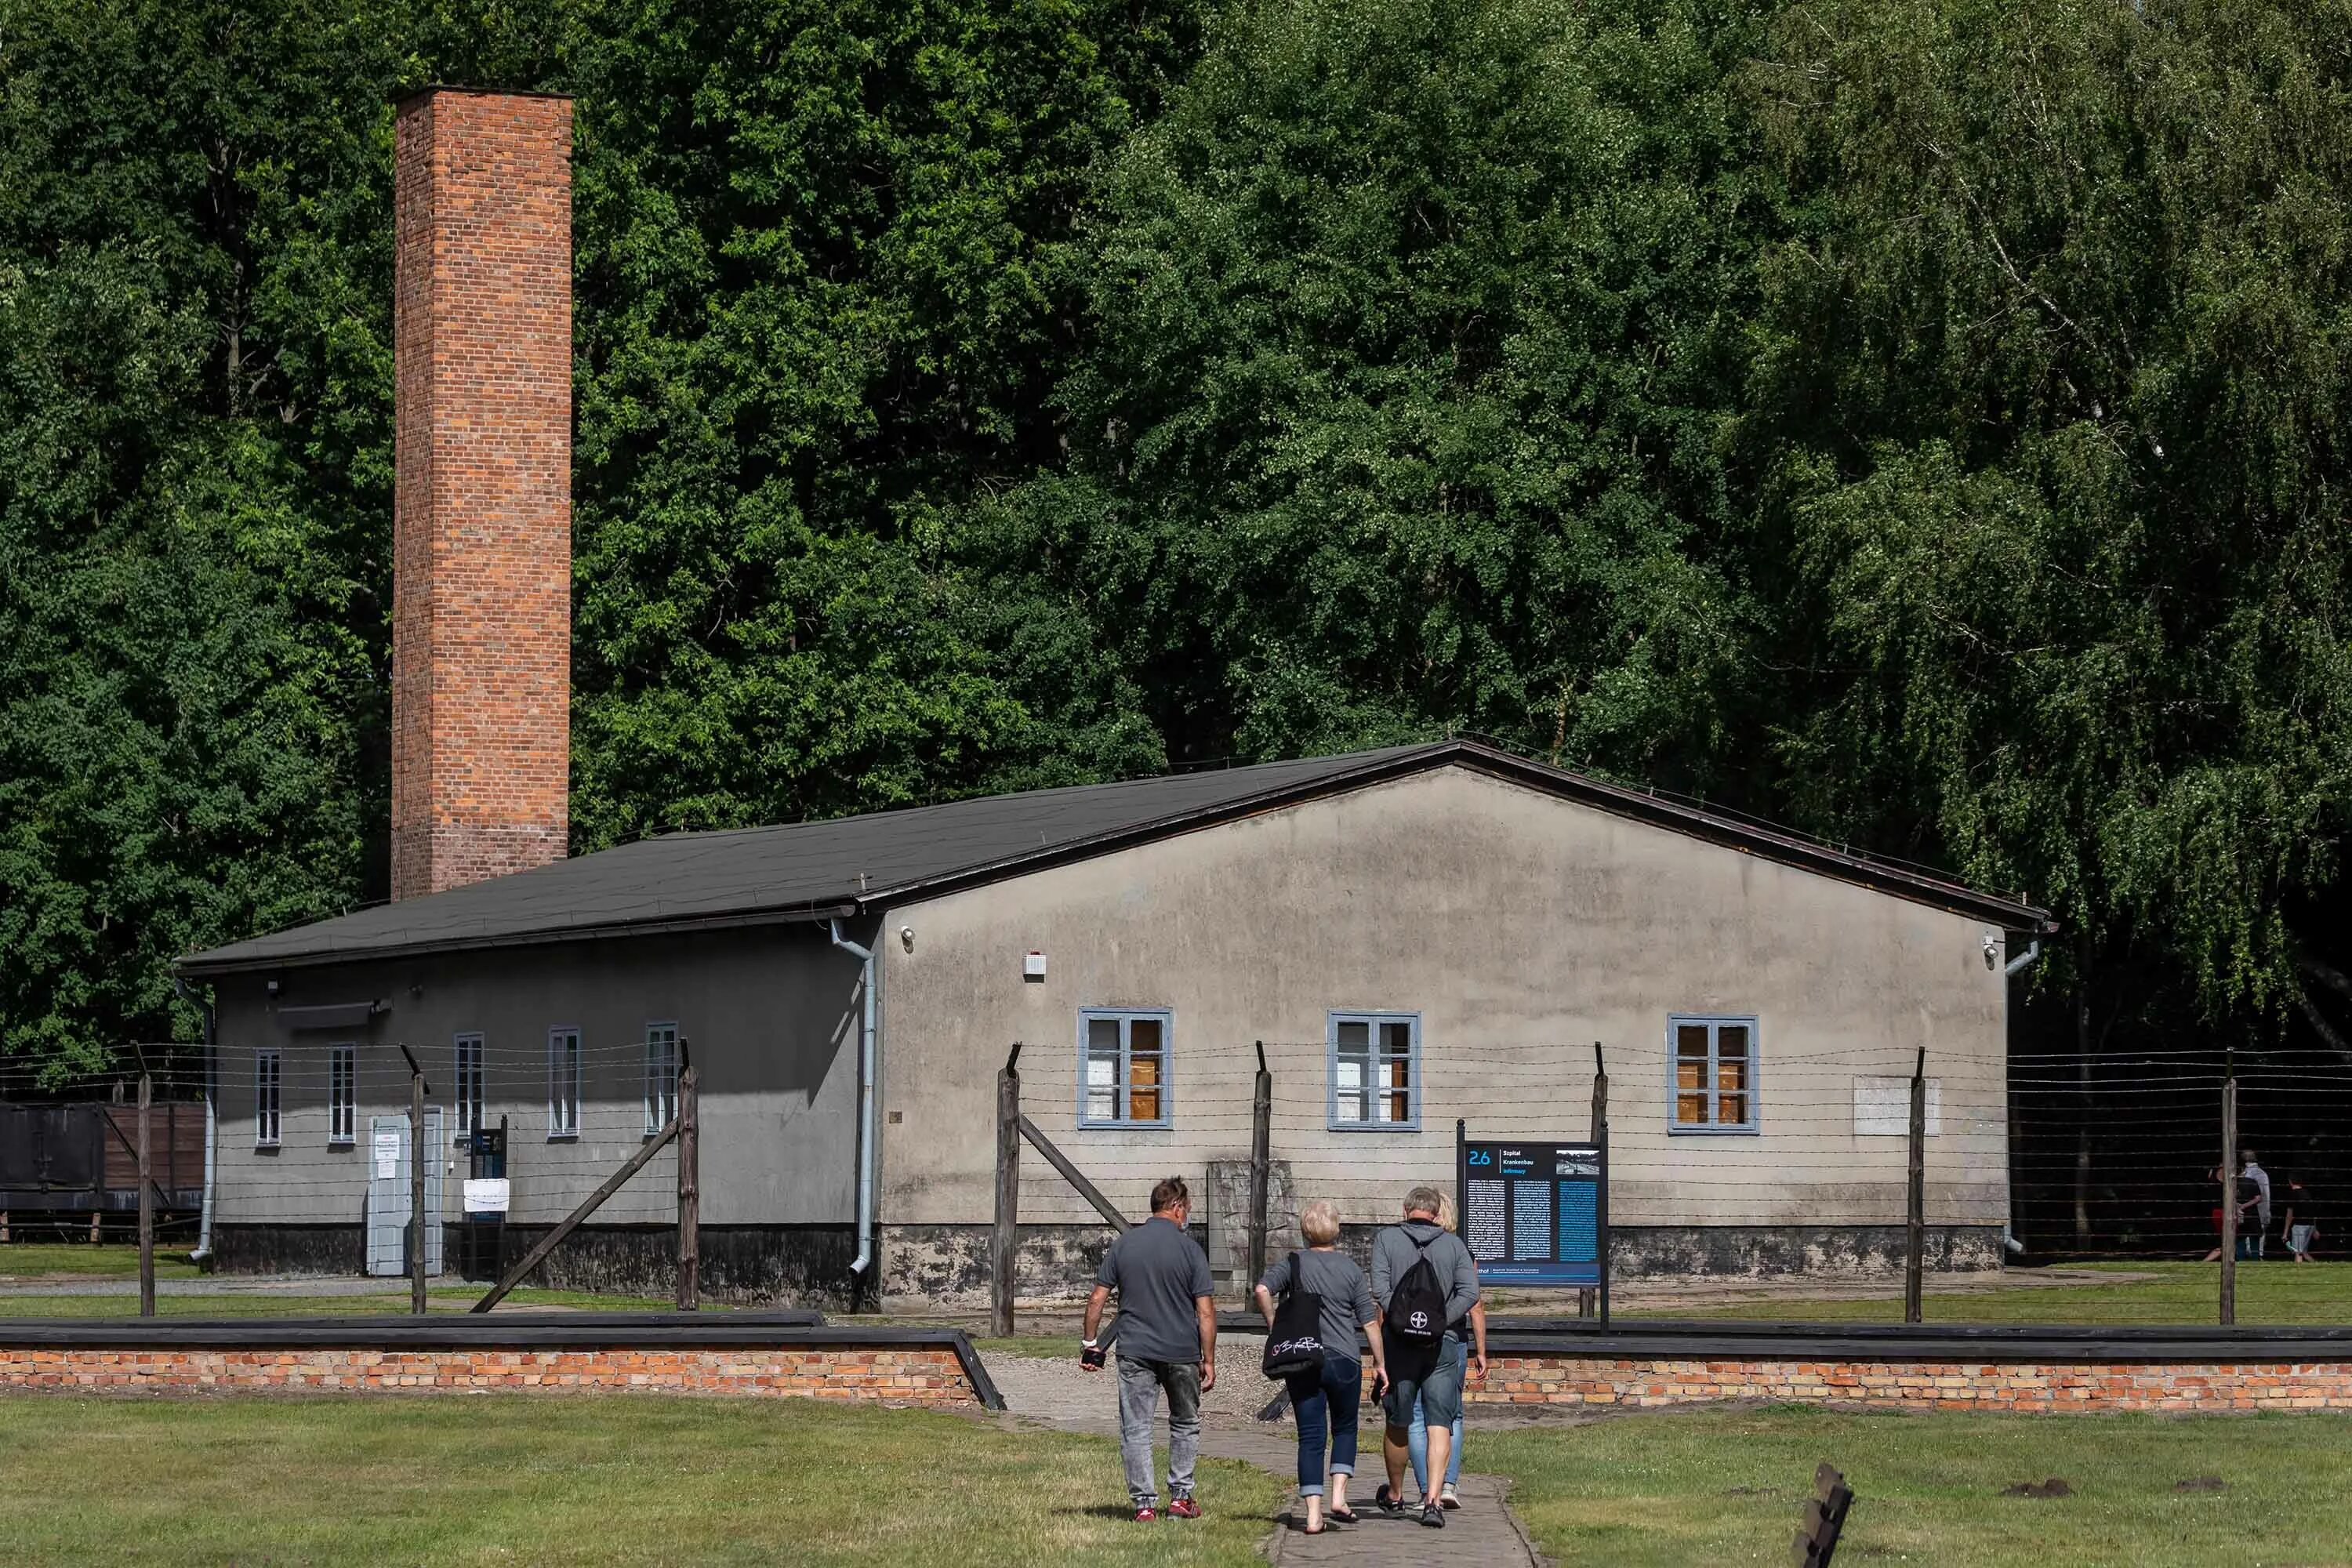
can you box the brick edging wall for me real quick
[1472,1355,2352,1412]
[1,1345,976,1406]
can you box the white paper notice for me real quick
[463,1178,510,1214]
[1853,1076,1941,1136]
[373,1129,401,1178]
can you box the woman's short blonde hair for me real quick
[1300,1199,1342,1246]
[1436,1192,1457,1233]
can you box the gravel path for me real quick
[983,1334,1550,1566]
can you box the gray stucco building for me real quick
[180,740,2051,1306]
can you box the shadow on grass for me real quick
[1056,1502,1149,1520]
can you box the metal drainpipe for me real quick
[175,978,218,1267]
[2000,936,2043,1259]
[829,919,878,1282]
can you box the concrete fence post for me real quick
[993,1044,1022,1338]
[1247,1041,1271,1302]
[677,1045,699,1312]
[1904,1047,1925,1324]
[138,1071,154,1319]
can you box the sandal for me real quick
[1327,1505,1358,1525]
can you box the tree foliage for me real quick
[6,0,2352,1077]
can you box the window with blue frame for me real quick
[1330,1012,1418,1130]
[1079,1011,1171,1127]
[1668,1014,1758,1133]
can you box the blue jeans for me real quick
[1283,1352,1362,1497]
[1408,1398,1463,1494]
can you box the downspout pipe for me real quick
[2000,935,2043,1258]
[828,919,878,1286]
[173,978,218,1269]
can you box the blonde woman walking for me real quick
[1407,1192,1482,1508]
[1256,1199,1388,1534]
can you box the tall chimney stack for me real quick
[390,89,573,901]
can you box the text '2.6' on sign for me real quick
[1457,1135,1605,1287]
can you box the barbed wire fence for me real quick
[1,1033,702,1318]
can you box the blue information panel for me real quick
[1457,1138,1605,1287]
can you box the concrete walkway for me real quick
[984,1345,1547,1566]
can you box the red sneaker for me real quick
[1168,1497,1202,1519]
[1132,1507,1158,1523]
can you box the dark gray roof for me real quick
[179,740,2051,975]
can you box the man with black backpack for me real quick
[1370,1185,1486,1528]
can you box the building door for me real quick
[365,1109,445,1276]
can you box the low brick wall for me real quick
[1474,1355,2352,1413]
[1,1345,978,1406]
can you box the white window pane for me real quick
[1086,1088,1118,1120]
[1086,1056,1117,1087]
[1334,1059,1362,1091]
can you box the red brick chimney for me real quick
[390,89,574,901]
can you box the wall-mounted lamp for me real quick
[1981,931,1999,971]
[899,926,915,954]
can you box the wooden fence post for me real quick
[137,1071,154,1319]
[1583,1042,1608,1319]
[993,1044,1022,1338]
[1792,1462,1854,1566]
[410,1060,428,1316]
[2220,1072,2238,1327]
[1247,1041,1271,1301]
[677,1043,699,1312]
[1904,1047,1925,1324]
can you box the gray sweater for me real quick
[1369,1219,1481,1339]
[1259,1248,1378,1359]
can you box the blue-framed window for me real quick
[1330,1012,1420,1131]
[1668,1014,1758,1133]
[1078,1010,1171,1128]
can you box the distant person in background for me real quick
[1406,1192,1483,1511]
[1254,1200,1388,1535]
[1081,1175,1216,1523]
[2201,1164,2261,1263]
[2281,1173,2318,1262]
[2242,1150,2272,1258]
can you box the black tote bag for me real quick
[1261,1250,1327,1378]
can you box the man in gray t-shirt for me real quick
[1083,1175,1216,1521]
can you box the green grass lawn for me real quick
[0,1395,1282,1566]
[0,1287,688,1318]
[1664,1261,2352,1326]
[1483,1403,2352,1566]
[0,1244,201,1282]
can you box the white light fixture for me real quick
[1024,951,1047,980]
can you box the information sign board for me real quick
[1456,1131,1606,1289]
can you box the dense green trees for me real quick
[5,0,2351,1080]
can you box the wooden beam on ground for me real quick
[1017,1114,1131,1232]
[472,1118,680,1313]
